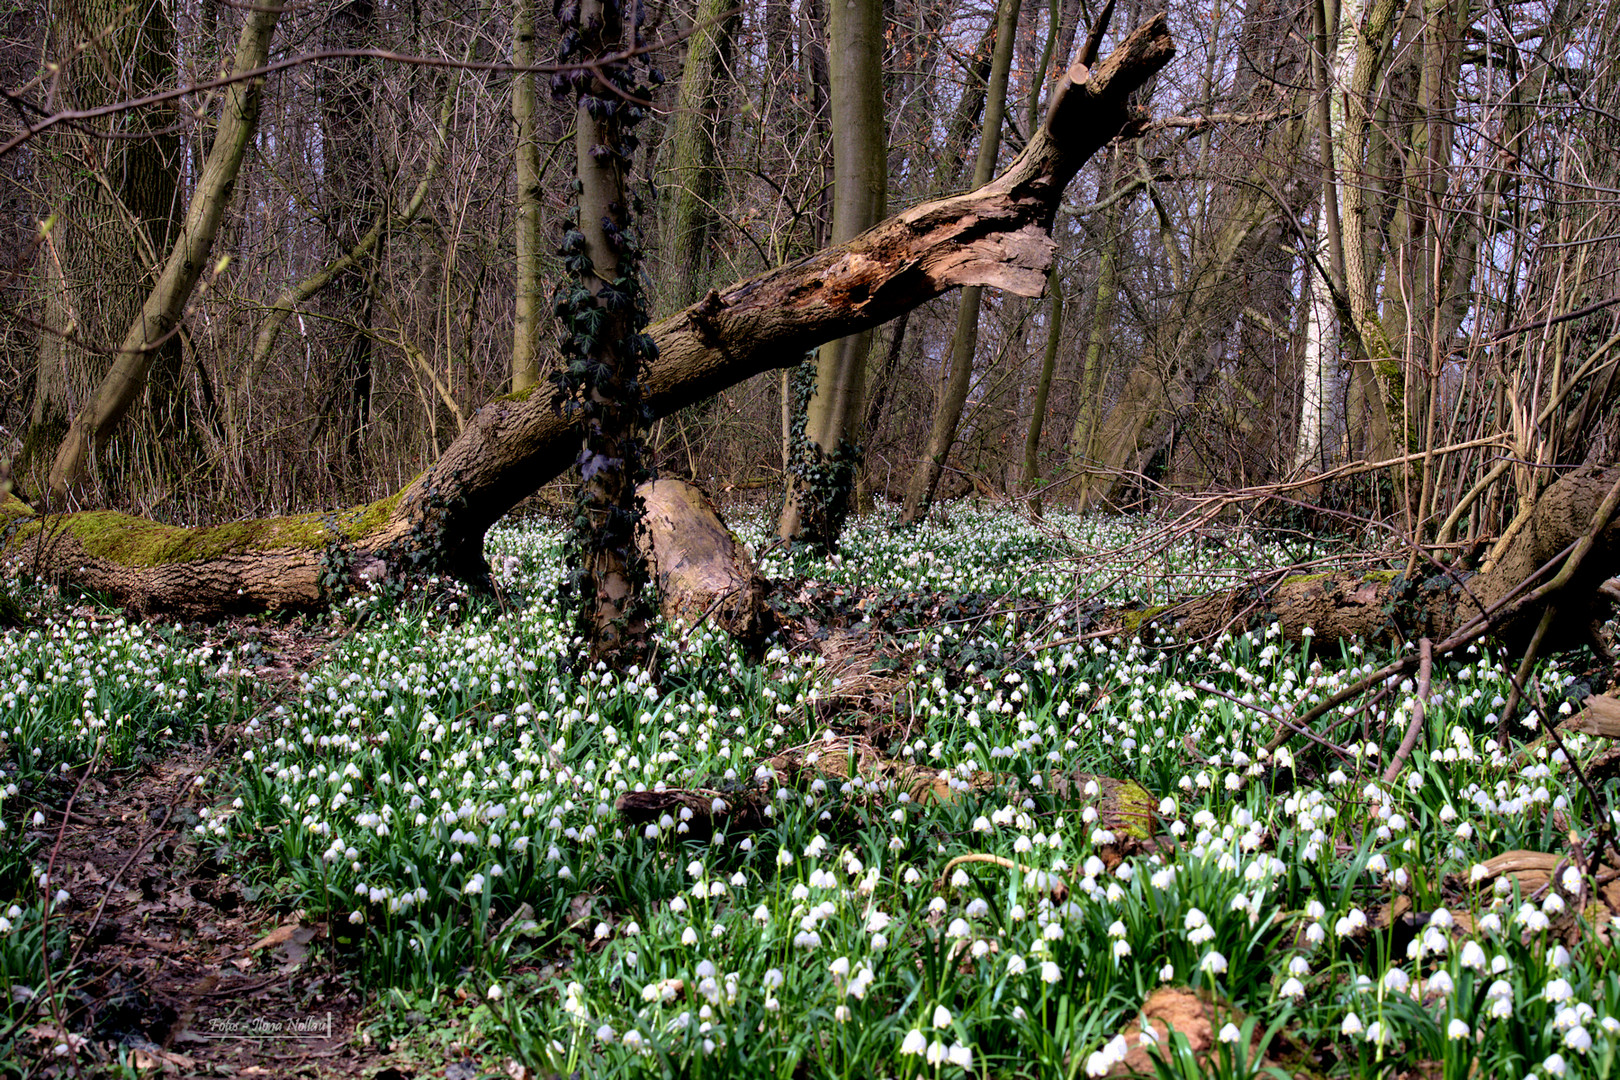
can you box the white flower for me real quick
[1544,1052,1568,1077]
[1006,954,1027,976]
[1341,1012,1364,1037]
[1447,1018,1469,1040]
[948,1042,972,1069]
[899,1029,927,1056]
[1279,977,1305,1000]
[1040,960,1061,983]
[932,1004,952,1029]
[1219,1023,1240,1043]
[1200,951,1228,975]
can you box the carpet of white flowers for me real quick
[6,506,1620,1079]
[0,599,239,1037]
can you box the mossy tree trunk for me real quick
[45,1,282,504]
[2,17,1178,616]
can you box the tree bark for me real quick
[2,17,1178,615]
[658,0,741,315]
[510,0,545,395]
[46,1,282,503]
[900,0,1022,525]
[777,0,888,549]
[25,0,184,499]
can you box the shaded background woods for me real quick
[2,0,1619,546]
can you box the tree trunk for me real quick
[319,0,380,462]
[638,479,769,647]
[510,0,545,394]
[555,0,658,662]
[1021,269,1063,508]
[25,0,184,500]
[900,0,1022,525]
[46,1,282,503]
[658,0,741,315]
[2,17,1178,615]
[777,0,887,550]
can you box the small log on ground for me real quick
[614,732,1154,840]
[636,479,770,647]
[1562,695,1620,739]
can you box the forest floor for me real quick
[9,617,486,1078]
[4,504,1619,1079]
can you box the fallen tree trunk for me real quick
[1155,463,1620,650]
[0,16,1175,617]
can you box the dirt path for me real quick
[13,618,441,1078]
[20,746,379,1077]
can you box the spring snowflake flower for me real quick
[1200,951,1228,975]
[1084,1035,1130,1077]
[899,1029,927,1056]
[1279,978,1305,1000]
[1447,1018,1469,1040]
[1219,1023,1240,1043]
[1546,978,1575,1003]
[1006,954,1027,976]
[1544,1052,1568,1077]
[1041,960,1061,984]
[1341,1012,1364,1037]
[932,1005,953,1029]
[948,1042,972,1069]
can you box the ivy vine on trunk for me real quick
[550,0,662,665]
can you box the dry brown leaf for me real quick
[248,921,299,952]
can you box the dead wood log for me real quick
[636,478,770,646]
[613,732,1155,841]
[1152,463,1620,650]
[1561,695,1620,739]
[0,18,1175,619]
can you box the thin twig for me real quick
[1382,638,1433,784]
